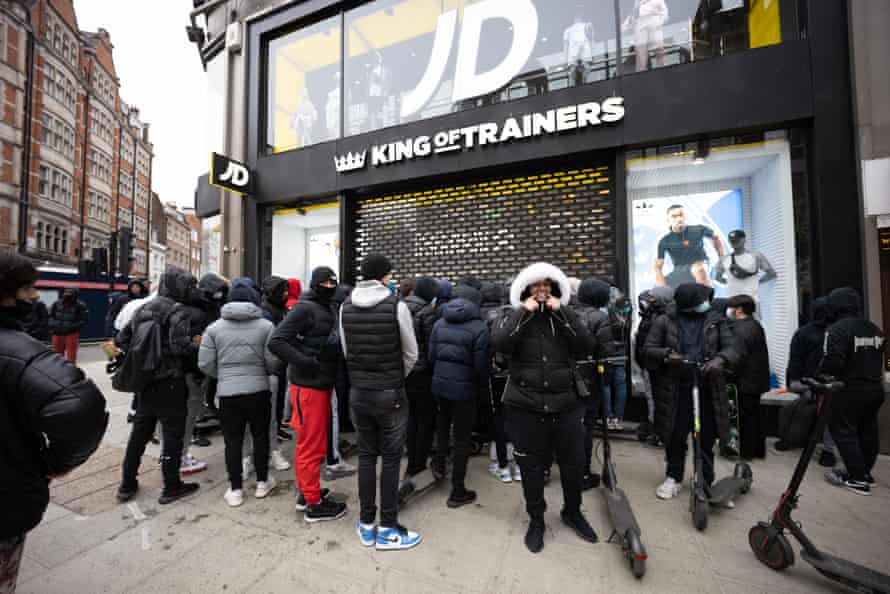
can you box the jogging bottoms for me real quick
[291,385,331,506]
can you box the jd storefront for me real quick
[242,0,860,397]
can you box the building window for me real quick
[36,222,43,248]
[38,165,49,196]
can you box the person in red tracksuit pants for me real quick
[268,267,346,523]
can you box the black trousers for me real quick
[405,373,437,476]
[219,392,272,489]
[666,386,717,485]
[490,376,509,468]
[738,391,765,459]
[274,371,287,426]
[507,405,585,520]
[350,388,409,527]
[828,386,885,482]
[582,390,603,475]
[122,378,188,490]
[434,397,477,493]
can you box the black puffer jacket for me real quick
[261,276,289,326]
[642,304,739,442]
[268,289,337,390]
[729,317,771,395]
[0,309,107,539]
[114,271,197,380]
[786,297,829,383]
[106,280,147,335]
[574,279,620,391]
[24,301,49,341]
[404,295,438,375]
[819,287,885,386]
[48,287,89,336]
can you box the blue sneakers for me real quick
[375,524,422,551]
[357,521,376,547]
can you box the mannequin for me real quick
[630,0,668,72]
[563,11,594,86]
[367,52,389,130]
[290,86,318,147]
[716,229,777,301]
[325,72,341,139]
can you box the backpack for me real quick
[487,305,513,376]
[777,396,818,448]
[112,304,176,393]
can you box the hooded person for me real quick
[634,285,674,443]
[199,280,281,507]
[428,285,489,508]
[641,282,738,502]
[491,263,598,553]
[436,278,453,304]
[339,253,421,550]
[115,269,203,506]
[269,266,347,522]
[818,287,885,495]
[403,276,442,478]
[48,286,89,363]
[260,275,292,442]
[106,279,147,337]
[480,281,516,482]
[285,278,303,310]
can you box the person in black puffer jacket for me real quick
[23,299,49,342]
[261,275,293,447]
[492,262,598,553]
[49,286,89,363]
[634,286,674,444]
[642,283,738,502]
[403,276,441,478]
[480,281,516,481]
[0,253,107,591]
[116,269,202,506]
[429,285,489,508]
[105,279,146,337]
[268,266,346,522]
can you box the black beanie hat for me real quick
[577,278,611,308]
[453,285,482,306]
[360,253,392,281]
[310,266,337,288]
[457,276,483,291]
[414,276,440,302]
[674,283,711,312]
[229,284,261,306]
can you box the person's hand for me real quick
[702,357,724,377]
[546,296,561,311]
[192,335,202,345]
[665,352,686,365]
[523,296,539,312]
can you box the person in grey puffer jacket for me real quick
[199,282,281,507]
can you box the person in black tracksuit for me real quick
[261,275,291,440]
[492,262,598,553]
[634,286,674,444]
[819,287,885,495]
[403,276,441,478]
[481,282,515,481]
[725,295,770,460]
[574,278,619,490]
[643,283,739,501]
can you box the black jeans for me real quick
[274,370,287,426]
[350,388,409,528]
[405,372,436,476]
[738,391,765,459]
[434,397,477,493]
[666,386,717,485]
[219,392,272,489]
[122,378,188,490]
[582,390,603,475]
[828,386,885,481]
[491,376,509,467]
[507,404,585,520]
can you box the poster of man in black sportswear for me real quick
[654,204,724,289]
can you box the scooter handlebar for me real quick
[801,377,845,392]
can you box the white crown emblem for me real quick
[334,151,367,173]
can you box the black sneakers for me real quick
[295,488,331,512]
[305,497,347,523]
[582,472,601,491]
[818,450,837,467]
[158,482,200,505]
[561,509,598,544]
[446,489,477,508]
[116,483,139,503]
[525,518,545,553]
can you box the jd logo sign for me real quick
[210,152,253,195]
[401,0,538,119]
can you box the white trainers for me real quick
[270,450,291,471]
[613,418,624,431]
[512,462,522,482]
[242,456,254,479]
[180,454,208,475]
[224,488,244,507]
[255,476,277,499]
[488,462,513,483]
[656,477,681,500]
[324,461,358,480]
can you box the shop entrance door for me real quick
[268,200,340,287]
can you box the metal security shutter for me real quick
[353,165,616,283]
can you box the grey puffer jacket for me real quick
[198,302,280,397]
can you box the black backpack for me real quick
[112,304,176,393]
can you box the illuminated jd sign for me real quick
[402,0,539,119]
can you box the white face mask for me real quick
[725,308,735,319]
[693,301,711,314]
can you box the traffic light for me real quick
[118,228,133,277]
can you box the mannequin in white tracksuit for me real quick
[563,14,594,85]
[634,0,668,71]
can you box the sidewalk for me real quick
[16,346,890,594]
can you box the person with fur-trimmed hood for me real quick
[492,262,598,553]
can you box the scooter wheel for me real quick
[470,440,483,455]
[626,530,647,579]
[692,497,708,531]
[734,463,753,494]
[748,522,794,570]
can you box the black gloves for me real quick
[665,352,686,366]
[701,357,725,378]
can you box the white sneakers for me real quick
[271,450,291,471]
[512,463,522,482]
[180,454,208,475]
[488,463,513,483]
[255,476,277,499]
[224,488,244,507]
[656,477,681,500]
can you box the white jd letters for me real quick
[219,162,249,187]
[401,0,539,119]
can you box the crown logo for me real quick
[334,151,367,173]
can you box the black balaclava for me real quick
[310,266,338,302]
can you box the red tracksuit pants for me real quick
[51,333,79,363]
[290,385,331,506]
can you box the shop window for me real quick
[626,132,803,386]
[269,200,341,287]
[617,0,782,74]
[266,15,342,153]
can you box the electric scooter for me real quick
[749,377,890,593]
[596,356,647,578]
[398,466,444,508]
[679,359,753,531]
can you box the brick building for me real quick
[182,207,201,277]
[164,201,194,275]
[0,0,155,277]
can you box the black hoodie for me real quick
[261,275,289,325]
[49,287,89,336]
[819,287,884,386]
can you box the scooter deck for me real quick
[801,549,890,594]
[398,468,443,507]
[708,477,747,504]
[602,487,642,536]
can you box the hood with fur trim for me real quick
[509,262,572,309]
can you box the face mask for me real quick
[693,301,710,314]
[725,308,735,319]
[315,285,337,300]
[15,299,35,318]
[388,280,398,295]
